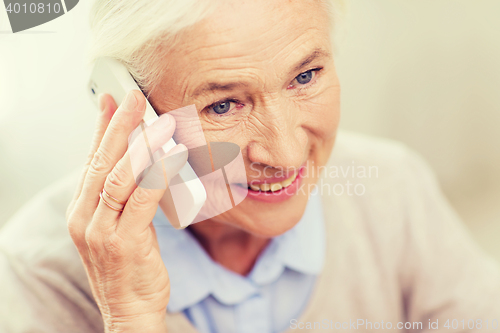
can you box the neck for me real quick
[187,221,271,276]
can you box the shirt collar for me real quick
[153,190,325,313]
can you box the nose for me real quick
[247,99,308,172]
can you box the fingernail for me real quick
[123,91,138,111]
[154,113,172,129]
[98,94,106,112]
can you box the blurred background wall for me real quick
[1,0,499,258]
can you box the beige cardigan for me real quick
[1,131,500,333]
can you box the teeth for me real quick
[260,183,270,191]
[281,177,293,188]
[249,184,260,191]
[270,183,282,192]
[248,171,298,192]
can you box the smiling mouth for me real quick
[245,171,299,192]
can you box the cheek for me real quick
[301,85,341,143]
[201,123,252,150]
[200,106,272,151]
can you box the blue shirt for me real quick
[152,191,326,333]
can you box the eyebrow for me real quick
[289,48,331,75]
[192,81,250,99]
[191,47,331,98]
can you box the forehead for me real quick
[169,0,329,67]
[155,0,331,100]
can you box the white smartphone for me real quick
[88,57,207,229]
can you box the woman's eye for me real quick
[208,100,243,116]
[289,69,320,89]
[296,70,314,84]
[211,101,233,114]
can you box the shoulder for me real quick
[0,170,80,262]
[311,133,500,322]
[0,171,102,332]
[318,130,445,267]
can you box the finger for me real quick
[81,94,119,188]
[75,90,147,220]
[67,94,117,220]
[67,94,118,211]
[66,94,117,279]
[117,144,188,237]
[91,114,177,231]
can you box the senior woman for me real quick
[2,0,500,332]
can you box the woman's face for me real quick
[149,0,340,237]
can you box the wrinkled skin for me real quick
[149,0,341,274]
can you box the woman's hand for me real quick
[66,91,185,333]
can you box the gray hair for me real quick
[87,0,345,98]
